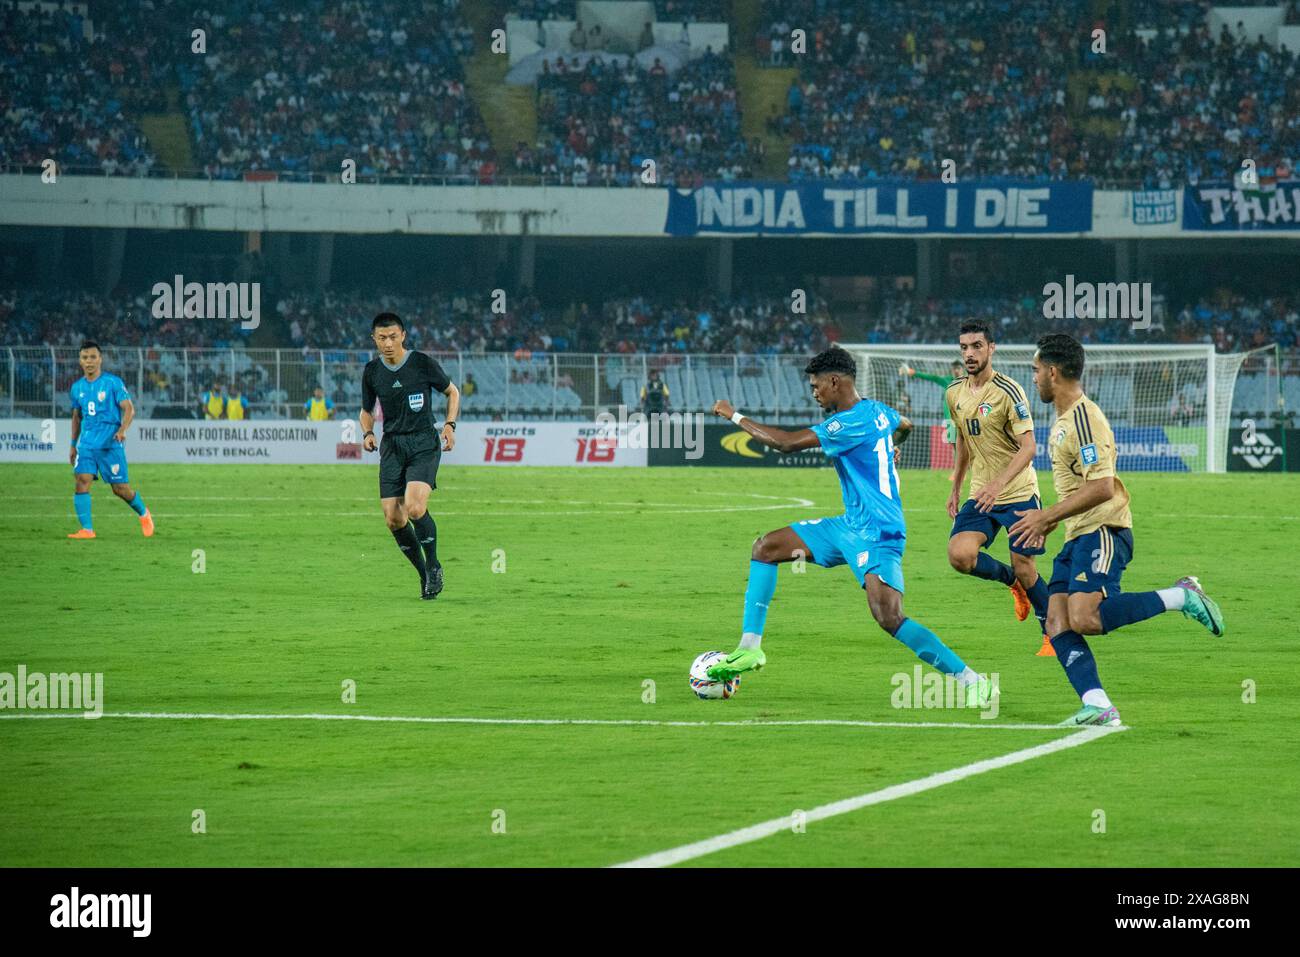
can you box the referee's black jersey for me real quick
[361,351,452,435]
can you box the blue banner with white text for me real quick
[664,180,1094,236]
[1183,180,1300,231]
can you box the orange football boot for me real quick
[67,529,96,539]
[139,508,155,537]
[1036,633,1055,657]
[1010,580,1031,621]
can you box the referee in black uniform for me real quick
[360,313,460,599]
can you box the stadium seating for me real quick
[0,3,161,176]
[522,49,751,187]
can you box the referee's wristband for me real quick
[730,411,746,425]
[363,430,374,438]
[445,421,456,431]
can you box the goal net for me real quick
[840,343,1264,473]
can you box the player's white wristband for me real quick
[730,411,746,425]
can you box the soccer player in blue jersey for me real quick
[67,341,154,539]
[707,347,993,707]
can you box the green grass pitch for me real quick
[1,463,1297,866]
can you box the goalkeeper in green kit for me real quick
[902,360,964,481]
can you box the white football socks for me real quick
[1157,587,1186,611]
[739,632,762,650]
[1082,689,1113,709]
[956,666,980,688]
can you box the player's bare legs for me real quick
[706,526,812,680]
[751,525,812,564]
[381,496,408,530]
[945,531,985,575]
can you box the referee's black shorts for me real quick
[378,432,440,498]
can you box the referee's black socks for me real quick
[392,521,427,579]
[412,513,440,569]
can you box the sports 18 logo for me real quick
[483,437,526,462]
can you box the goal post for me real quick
[840,342,1264,474]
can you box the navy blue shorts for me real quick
[949,495,1045,556]
[1048,526,1133,596]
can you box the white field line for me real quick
[0,711,1084,731]
[611,724,1125,868]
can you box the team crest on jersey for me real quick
[1080,443,1099,465]
[977,402,992,417]
[97,391,107,402]
[407,392,425,412]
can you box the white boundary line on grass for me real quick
[0,711,1087,731]
[610,725,1124,868]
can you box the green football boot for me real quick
[964,675,996,710]
[706,646,766,681]
[1176,576,1225,636]
[1058,703,1122,727]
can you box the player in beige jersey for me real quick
[944,321,1054,656]
[1009,334,1225,727]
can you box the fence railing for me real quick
[3,346,1295,426]
[0,347,828,422]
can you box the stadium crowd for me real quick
[0,3,161,176]
[176,0,488,180]
[5,0,1297,188]
[520,48,752,186]
[759,0,1300,187]
[5,286,1295,355]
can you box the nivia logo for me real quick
[1232,420,1278,469]
[50,887,151,937]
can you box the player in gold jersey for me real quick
[944,321,1053,656]
[1009,334,1225,727]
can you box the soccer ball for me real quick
[689,651,741,700]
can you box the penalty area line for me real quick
[610,725,1125,868]
[0,711,1083,731]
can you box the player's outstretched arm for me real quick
[711,399,820,454]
